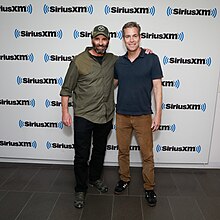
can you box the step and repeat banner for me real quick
[0,0,220,165]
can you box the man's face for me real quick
[92,35,109,55]
[123,27,141,52]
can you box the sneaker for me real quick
[74,192,86,209]
[89,179,108,193]
[145,190,157,207]
[114,180,130,194]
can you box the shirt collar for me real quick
[123,47,145,59]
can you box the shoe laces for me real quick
[146,190,156,198]
[118,180,129,187]
[75,192,85,201]
[95,180,106,189]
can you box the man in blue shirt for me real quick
[114,21,163,207]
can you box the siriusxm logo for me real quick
[45,99,73,108]
[46,141,74,150]
[106,145,140,151]
[156,144,202,153]
[73,29,123,40]
[163,56,212,66]
[104,5,155,16]
[162,80,180,89]
[162,103,207,112]
[141,32,184,41]
[0,53,34,62]
[43,4,93,14]
[0,140,37,148]
[17,76,63,86]
[159,124,176,132]
[14,29,63,39]
[44,53,73,62]
[167,6,217,18]
[18,120,63,129]
[0,99,35,107]
[0,4,32,14]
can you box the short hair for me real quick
[122,22,141,37]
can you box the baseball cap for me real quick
[91,25,110,38]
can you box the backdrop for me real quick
[0,0,219,165]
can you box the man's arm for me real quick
[60,59,78,127]
[151,78,162,132]
[61,96,72,127]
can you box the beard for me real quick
[92,41,109,55]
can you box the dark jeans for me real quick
[73,116,112,192]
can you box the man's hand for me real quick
[151,115,160,132]
[62,112,72,127]
[61,96,72,126]
[144,48,153,54]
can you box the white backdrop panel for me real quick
[0,0,220,165]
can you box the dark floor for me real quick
[0,163,220,220]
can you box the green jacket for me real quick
[60,47,118,124]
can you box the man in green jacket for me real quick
[60,25,118,209]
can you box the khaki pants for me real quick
[116,113,155,190]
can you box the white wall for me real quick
[208,84,220,167]
[0,0,220,168]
